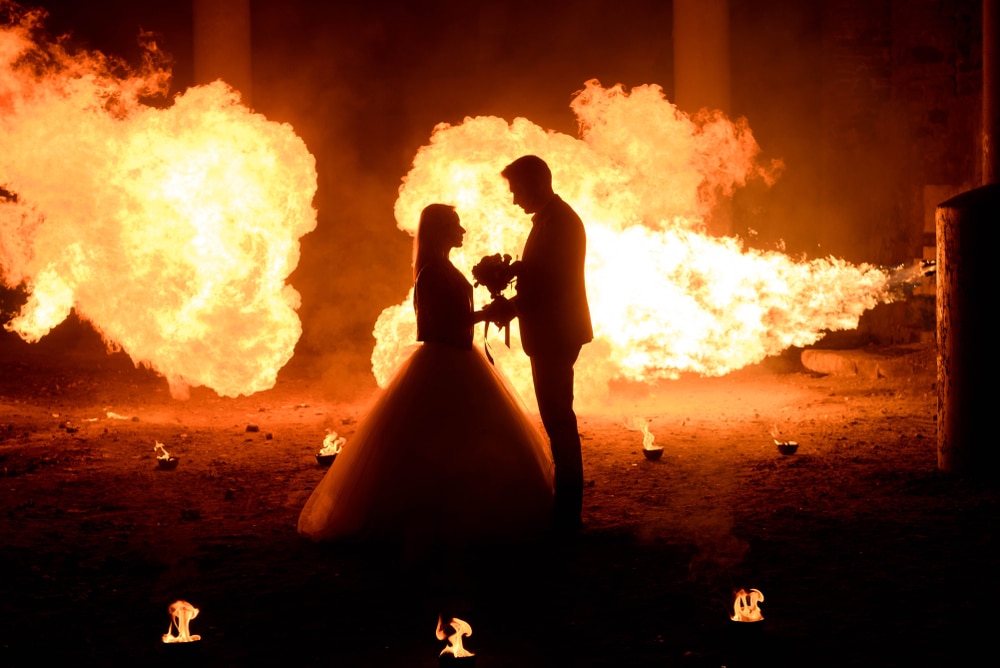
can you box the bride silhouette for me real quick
[298,204,555,557]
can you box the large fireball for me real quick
[0,7,317,399]
[375,80,890,408]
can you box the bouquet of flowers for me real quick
[471,253,517,298]
[471,253,518,357]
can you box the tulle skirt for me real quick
[298,343,555,554]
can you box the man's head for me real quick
[502,155,554,214]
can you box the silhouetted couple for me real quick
[298,155,592,555]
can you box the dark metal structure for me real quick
[936,2,999,477]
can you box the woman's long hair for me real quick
[413,203,458,281]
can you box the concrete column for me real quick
[193,0,252,105]
[673,0,731,115]
[984,0,998,185]
[673,0,731,236]
[936,184,999,477]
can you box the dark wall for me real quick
[818,0,981,265]
[731,0,825,256]
[730,0,982,265]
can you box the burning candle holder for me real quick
[642,446,665,461]
[316,430,346,466]
[157,456,180,470]
[154,441,179,470]
[436,615,475,666]
[162,600,201,645]
[731,588,764,624]
[625,416,662,461]
[776,441,798,456]
[770,426,798,455]
[727,587,766,660]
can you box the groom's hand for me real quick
[483,296,516,326]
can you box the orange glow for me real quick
[770,425,796,446]
[732,588,765,622]
[319,429,345,456]
[154,440,170,460]
[374,80,890,409]
[162,600,201,643]
[624,416,656,450]
[436,615,474,658]
[0,8,317,399]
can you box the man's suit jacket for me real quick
[514,194,593,357]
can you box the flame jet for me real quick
[375,80,890,408]
[0,7,317,399]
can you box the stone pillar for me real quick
[936,184,999,477]
[673,0,731,114]
[193,0,252,105]
[673,0,731,236]
[984,0,998,185]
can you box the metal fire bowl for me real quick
[158,639,202,657]
[730,619,766,640]
[777,442,799,456]
[157,456,180,470]
[439,655,476,667]
[315,453,337,467]
[643,447,664,461]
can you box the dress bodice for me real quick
[414,260,474,349]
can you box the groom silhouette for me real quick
[495,155,593,532]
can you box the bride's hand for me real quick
[480,296,516,326]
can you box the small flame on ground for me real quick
[436,615,474,658]
[154,440,170,460]
[624,416,657,450]
[320,430,345,456]
[162,600,201,643]
[731,588,764,622]
[770,425,795,446]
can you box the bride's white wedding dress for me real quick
[298,259,554,553]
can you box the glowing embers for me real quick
[316,429,346,466]
[436,615,475,664]
[162,600,201,643]
[624,416,663,460]
[731,588,764,623]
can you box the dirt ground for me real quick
[0,322,995,667]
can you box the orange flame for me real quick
[436,615,474,658]
[0,7,317,399]
[731,588,764,622]
[624,416,656,450]
[770,425,796,446]
[374,80,890,409]
[319,429,345,456]
[162,600,201,643]
[154,440,170,460]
